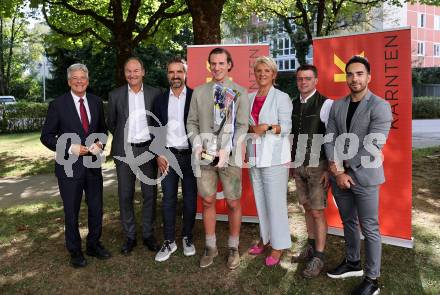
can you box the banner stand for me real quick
[328,227,414,249]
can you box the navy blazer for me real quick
[40,92,108,179]
[152,87,193,148]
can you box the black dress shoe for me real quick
[86,242,111,259]
[143,236,159,252]
[70,251,87,268]
[121,238,137,255]
[351,277,380,295]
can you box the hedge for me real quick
[0,102,48,133]
[412,96,440,119]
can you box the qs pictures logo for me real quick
[333,51,365,82]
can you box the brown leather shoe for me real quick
[303,256,324,278]
[227,247,240,270]
[200,246,218,268]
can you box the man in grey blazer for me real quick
[107,57,162,255]
[187,47,249,269]
[324,56,392,295]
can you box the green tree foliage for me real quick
[40,0,189,85]
[45,28,192,101]
[1,1,43,100]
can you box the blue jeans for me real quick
[161,152,197,241]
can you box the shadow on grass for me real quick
[0,152,54,177]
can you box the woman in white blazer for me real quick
[246,56,293,266]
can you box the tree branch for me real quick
[42,2,111,46]
[45,0,114,30]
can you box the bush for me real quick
[0,102,48,133]
[412,97,440,119]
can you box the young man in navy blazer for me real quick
[152,58,197,262]
[41,63,110,268]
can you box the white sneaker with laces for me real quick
[182,236,196,256]
[155,240,177,262]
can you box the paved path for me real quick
[0,168,118,208]
[412,119,440,149]
[1,119,439,209]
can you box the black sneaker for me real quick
[327,259,364,279]
[351,277,380,295]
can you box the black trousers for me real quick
[58,171,103,253]
[161,152,197,241]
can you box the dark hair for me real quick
[296,64,318,78]
[167,57,187,73]
[345,55,370,74]
[208,47,234,72]
[124,56,145,70]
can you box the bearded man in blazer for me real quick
[324,55,393,295]
[107,57,162,255]
[152,58,197,262]
[41,63,110,268]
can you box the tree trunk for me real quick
[0,17,5,95]
[186,0,226,44]
[113,28,134,87]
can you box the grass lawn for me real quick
[0,132,115,177]
[0,134,439,294]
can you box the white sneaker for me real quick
[155,240,177,262]
[182,236,196,256]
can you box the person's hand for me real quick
[88,143,102,155]
[335,173,355,190]
[252,124,269,136]
[71,144,88,156]
[320,171,329,189]
[216,149,229,168]
[329,161,344,176]
[157,155,169,175]
[194,145,203,160]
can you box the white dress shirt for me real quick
[128,85,150,143]
[71,91,91,124]
[300,89,333,127]
[166,87,188,148]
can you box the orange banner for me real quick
[187,44,270,220]
[313,29,412,246]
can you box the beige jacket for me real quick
[186,78,249,167]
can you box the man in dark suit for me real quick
[107,57,162,254]
[152,58,197,262]
[325,56,393,295]
[41,63,110,268]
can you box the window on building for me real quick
[417,42,425,56]
[418,13,425,28]
[276,37,294,56]
[276,58,296,71]
[435,16,440,30]
[434,44,440,57]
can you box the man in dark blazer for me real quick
[152,58,197,262]
[324,56,393,295]
[41,63,110,268]
[107,57,162,254]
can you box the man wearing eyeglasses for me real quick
[290,64,333,278]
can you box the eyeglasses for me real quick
[296,77,314,82]
[70,77,87,81]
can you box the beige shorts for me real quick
[293,163,328,210]
[197,165,242,200]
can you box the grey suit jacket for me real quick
[324,90,393,186]
[186,78,249,167]
[107,84,162,157]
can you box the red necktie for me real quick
[79,98,89,134]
